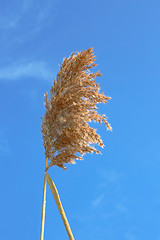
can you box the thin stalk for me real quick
[46,173,75,240]
[40,157,48,240]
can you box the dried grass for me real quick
[41,48,112,170]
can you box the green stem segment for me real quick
[46,173,75,240]
[40,157,48,240]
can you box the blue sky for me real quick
[0,0,160,239]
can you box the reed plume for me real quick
[40,48,111,240]
[41,47,112,171]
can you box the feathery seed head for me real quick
[41,48,112,170]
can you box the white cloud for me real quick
[106,169,119,183]
[36,1,54,22]
[98,168,120,184]
[0,0,54,29]
[97,168,122,190]
[125,232,137,240]
[0,61,53,81]
[22,0,33,12]
[0,138,10,156]
[0,0,56,47]
[0,17,20,29]
[92,194,104,207]
[115,202,128,214]
[125,226,137,240]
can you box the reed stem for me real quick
[40,157,48,240]
[47,173,75,240]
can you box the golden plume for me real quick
[41,48,112,170]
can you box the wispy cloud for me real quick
[115,202,128,214]
[36,1,54,22]
[0,0,56,47]
[98,168,120,184]
[97,168,122,190]
[0,0,55,30]
[0,138,10,156]
[92,194,104,207]
[0,17,20,29]
[0,61,53,81]
[106,169,120,183]
[125,232,137,240]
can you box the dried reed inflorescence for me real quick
[41,48,112,170]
